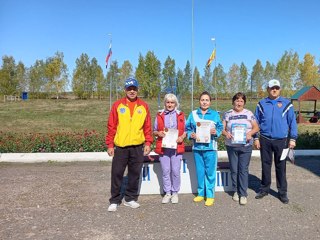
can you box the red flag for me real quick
[106,43,112,69]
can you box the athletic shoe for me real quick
[232,192,239,202]
[162,193,171,204]
[171,193,179,204]
[193,196,205,202]
[108,203,118,212]
[240,196,247,205]
[124,200,140,209]
[205,198,215,206]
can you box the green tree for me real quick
[298,53,320,89]
[135,54,147,97]
[203,65,213,94]
[239,62,249,94]
[193,67,203,99]
[29,60,46,98]
[119,60,133,90]
[162,56,176,93]
[106,61,120,100]
[90,58,104,99]
[72,53,91,99]
[176,68,184,100]
[213,64,227,97]
[182,60,192,95]
[227,63,241,96]
[276,50,299,97]
[251,60,264,98]
[15,62,27,94]
[0,56,19,95]
[264,61,276,82]
[138,51,161,99]
[44,52,68,99]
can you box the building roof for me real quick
[291,86,320,101]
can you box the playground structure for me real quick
[291,86,320,124]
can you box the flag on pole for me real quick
[105,43,112,69]
[206,48,216,67]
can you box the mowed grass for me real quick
[0,97,319,135]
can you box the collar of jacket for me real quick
[196,107,213,115]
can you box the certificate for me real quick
[161,128,179,149]
[231,123,247,144]
[196,122,212,143]
[280,148,289,161]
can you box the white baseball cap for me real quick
[268,79,280,88]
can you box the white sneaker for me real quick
[162,193,171,204]
[171,193,179,204]
[124,200,140,209]
[232,192,239,202]
[240,196,247,205]
[108,203,118,212]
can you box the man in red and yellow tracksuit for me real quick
[106,77,153,212]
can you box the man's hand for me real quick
[289,140,296,149]
[254,139,260,150]
[107,147,114,157]
[144,145,151,156]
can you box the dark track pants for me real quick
[259,136,287,195]
[109,144,144,204]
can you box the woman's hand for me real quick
[224,131,233,139]
[157,131,166,138]
[246,132,253,142]
[190,132,197,139]
[176,136,184,143]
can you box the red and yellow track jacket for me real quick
[105,97,153,148]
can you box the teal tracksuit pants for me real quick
[193,150,218,198]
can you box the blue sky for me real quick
[1,0,319,78]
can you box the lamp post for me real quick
[211,37,217,110]
[108,33,112,110]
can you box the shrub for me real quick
[296,131,320,149]
[0,130,316,153]
[0,130,107,153]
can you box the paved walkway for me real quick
[0,156,319,240]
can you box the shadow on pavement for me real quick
[294,156,320,177]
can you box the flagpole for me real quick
[211,37,217,110]
[191,0,194,111]
[108,33,112,110]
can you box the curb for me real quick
[0,150,319,163]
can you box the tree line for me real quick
[0,50,319,100]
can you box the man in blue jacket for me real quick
[254,79,297,204]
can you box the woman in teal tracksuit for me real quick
[186,91,223,206]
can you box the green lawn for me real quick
[1,97,319,135]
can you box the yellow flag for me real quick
[206,49,216,67]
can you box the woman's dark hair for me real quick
[199,91,211,101]
[232,92,246,104]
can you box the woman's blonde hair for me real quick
[163,93,179,110]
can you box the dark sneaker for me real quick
[255,191,268,199]
[279,194,289,204]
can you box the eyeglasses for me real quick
[270,86,280,90]
[126,87,138,91]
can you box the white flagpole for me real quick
[191,0,194,111]
[108,33,112,110]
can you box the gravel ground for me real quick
[0,156,319,240]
